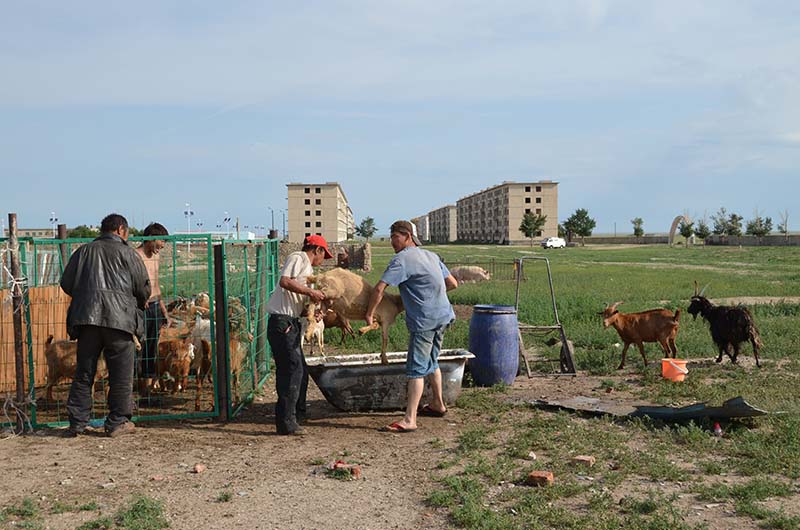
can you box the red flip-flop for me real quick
[379,422,416,433]
[418,404,447,418]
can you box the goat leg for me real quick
[617,343,630,370]
[636,342,648,367]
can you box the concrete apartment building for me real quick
[410,215,429,242]
[428,205,458,243]
[457,181,558,244]
[287,182,354,243]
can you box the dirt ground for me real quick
[0,363,780,530]
[0,305,780,530]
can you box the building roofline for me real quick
[456,180,559,202]
[287,181,349,204]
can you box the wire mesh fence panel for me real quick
[443,259,524,281]
[2,235,218,428]
[2,234,279,428]
[220,240,278,417]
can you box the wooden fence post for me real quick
[9,213,26,433]
[213,244,229,421]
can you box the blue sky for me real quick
[1,1,798,236]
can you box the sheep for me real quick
[687,283,762,367]
[306,268,405,364]
[43,335,108,401]
[599,302,681,369]
[301,302,325,355]
[449,265,491,283]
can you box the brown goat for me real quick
[44,335,108,401]
[323,308,355,344]
[307,268,404,364]
[599,302,681,369]
[154,337,195,394]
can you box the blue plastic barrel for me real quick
[468,305,519,386]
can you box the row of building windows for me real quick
[525,197,542,204]
[525,186,543,193]
[304,221,323,228]
[304,232,323,237]
[304,187,322,194]
[304,198,322,205]
[304,210,322,216]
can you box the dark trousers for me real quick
[267,314,308,433]
[139,300,164,378]
[66,325,135,431]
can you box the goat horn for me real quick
[608,301,623,312]
[698,283,709,297]
[693,281,698,296]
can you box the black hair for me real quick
[143,222,169,237]
[100,213,128,234]
[302,243,321,253]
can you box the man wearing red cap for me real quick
[266,234,333,435]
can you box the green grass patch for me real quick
[114,495,169,530]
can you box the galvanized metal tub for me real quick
[306,349,474,412]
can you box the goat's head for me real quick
[598,301,623,328]
[688,282,711,320]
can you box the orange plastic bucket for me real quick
[661,358,688,382]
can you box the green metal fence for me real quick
[218,239,279,417]
[1,234,279,429]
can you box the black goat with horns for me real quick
[687,282,763,367]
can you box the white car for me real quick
[541,237,566,249]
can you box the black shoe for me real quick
[277,427,306,436]
[62,426,84,438]
[105,421,136,438]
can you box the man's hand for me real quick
[308,289,325,303]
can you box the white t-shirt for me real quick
[266,251,313,317]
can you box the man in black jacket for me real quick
[60,213,151,437]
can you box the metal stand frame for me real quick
[514,257,577,375]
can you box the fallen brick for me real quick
[526,470,554,487]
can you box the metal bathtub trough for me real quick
[306,349,475,412]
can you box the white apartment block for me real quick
[410,215,429,242]
[287,182,353,243]
[457,181,558,243]
[428,205,458,243]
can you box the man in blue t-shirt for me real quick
[366,220,458,433]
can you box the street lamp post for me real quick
[49,211,58,238]
[282,209,287,240]
[268,206,275,231]
[184,202,194,253]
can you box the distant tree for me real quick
[746,212,773,239]
[355,217,377,242]
[519,213,547,247]
[557,223,566,238]
[678,219,694,247]
[695,219,711,243]
[631,217,644,238]
[727,212,744,237]
[67,225,99,238]
[777,209,789,239]
[128,226,143,237]
[711,207,728,235]
[563,208,596,246]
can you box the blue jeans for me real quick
[406,325,447,378]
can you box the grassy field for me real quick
[355,242,800,530]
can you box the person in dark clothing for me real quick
[265,235,332,435]
[135,222,170,398]
[60,213,150,437]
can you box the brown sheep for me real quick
[306,268,404,364]
[599,301,681,369]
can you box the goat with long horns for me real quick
[687,281,763,367]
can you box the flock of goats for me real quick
[40,265,765,409]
